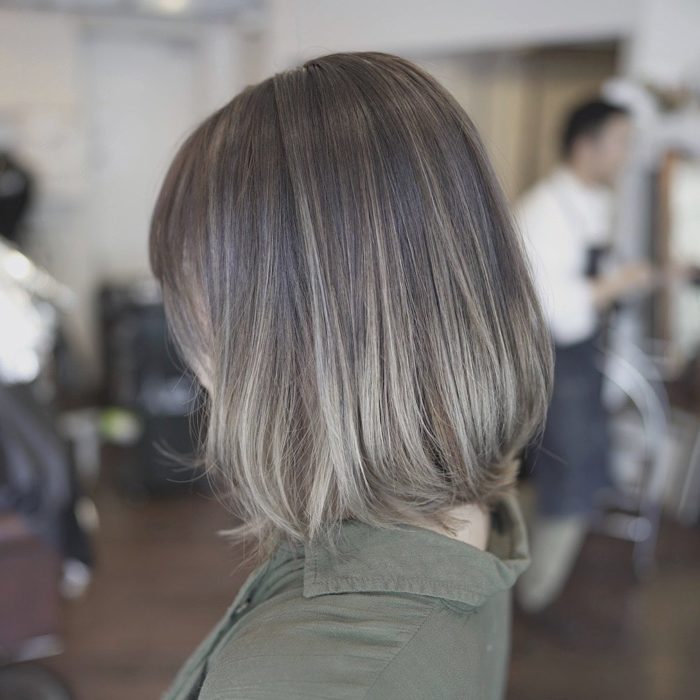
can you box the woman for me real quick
[150,52,552,700]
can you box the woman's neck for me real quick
[411,503,491,551]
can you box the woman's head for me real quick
[150,52,552,553]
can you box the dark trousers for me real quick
[527,335,611,518]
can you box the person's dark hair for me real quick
[561,98,630,159]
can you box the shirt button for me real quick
[235,599,250,615]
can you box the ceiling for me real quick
[0,0,260,21]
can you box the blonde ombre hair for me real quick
[149,52,553,556]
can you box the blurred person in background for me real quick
[515,99,658,613]
[149,52,552,700]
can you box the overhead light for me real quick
[147,0,191,15]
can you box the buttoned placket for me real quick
[163,560,269,700]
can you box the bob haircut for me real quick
[150,52,552,556]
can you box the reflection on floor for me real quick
[44,481,700,700]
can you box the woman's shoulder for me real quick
[192,495,526,699]
[198,585,508,700]
[199,592,436,699]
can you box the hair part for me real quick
[150,52,553,559]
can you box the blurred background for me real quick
[0,1,699,699]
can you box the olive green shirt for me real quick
[163,493,529,700]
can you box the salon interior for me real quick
[1,1,699,699]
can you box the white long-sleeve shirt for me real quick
[515,167,614,347]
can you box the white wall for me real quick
[259,0,641,73]
[626,0,700,89]
[0,9,250,380]
[258,0,700,91]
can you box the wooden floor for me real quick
[45,481,245,700]
[43,476,700,700]
[508,523,700,700]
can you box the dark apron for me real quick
[526,245,612,518]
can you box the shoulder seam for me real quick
[437,598,480,616]
[361,601,441,700]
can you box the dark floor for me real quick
[508,523,700,700]
[44,480,242,700]
[43,476,700,700]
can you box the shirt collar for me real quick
[299,492,529,610]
